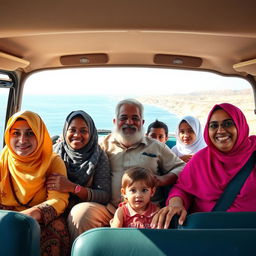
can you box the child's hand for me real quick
[180,154,193,163]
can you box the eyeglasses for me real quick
[208,119,235,130]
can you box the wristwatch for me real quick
[74,184,82,194]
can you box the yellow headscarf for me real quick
[0,110,53,208]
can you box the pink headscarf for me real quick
[204,103,255,167]
[167,103,256,212]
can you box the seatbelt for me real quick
[212,151,256,211]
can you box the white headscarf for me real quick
[172,116,206,156]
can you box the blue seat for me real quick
[166,136,176,149]
[0,210,41,256]
[180,212,256,229]
[71,227,256,256]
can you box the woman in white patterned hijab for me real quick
[171,116,206,163]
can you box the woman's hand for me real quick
[46,173,75,193]
[151,197,187,229]
[21,207,42,222]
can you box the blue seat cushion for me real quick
[0,210,40,256]
[71,227,256,256]
[180,211,256,229]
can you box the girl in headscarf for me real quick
[0,110,69,255]
[151,103,256,229]
[171,116,206,162]
[48,110,111,242]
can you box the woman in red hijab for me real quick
[151,103,256,229]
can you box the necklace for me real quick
[9,174,35,207]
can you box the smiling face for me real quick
[121,180,155,213]
[113,103,145,147]
[115,104,143,135]
[9,119,38,156]
[208,109,238,152]
[66,117,90,150]
[178,121,196,145]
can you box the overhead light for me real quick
[60,54,109,66]
[173,58,184,65]
[154,54,202,67]
[80,57,90,64]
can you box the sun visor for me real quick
[0,51,30,71]
[233,58,256,75]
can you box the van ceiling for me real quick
[0,0,256,76]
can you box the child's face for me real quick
[122,180,155,212]
[147,128,168,143]
[178,121,196,145]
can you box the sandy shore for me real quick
[137,89,255,135]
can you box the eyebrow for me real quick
[209,118,233,123]
[68,126,88,129]
[119,114,139,117]
[10,128,33,131]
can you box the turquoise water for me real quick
[0,95,179,146]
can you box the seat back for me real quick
[71,227,256,256]
[180,212,256,229]
[166,136,176,149]
[0,210,40,256]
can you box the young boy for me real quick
[146,119,169,143]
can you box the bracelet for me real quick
[74,184,82,194]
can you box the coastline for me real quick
[137,89,255,135]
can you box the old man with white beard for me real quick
[102,98,185,209]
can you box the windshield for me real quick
[17,67,255,139]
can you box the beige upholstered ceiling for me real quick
[0,0,256,77]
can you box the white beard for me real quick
[113,125,145,147]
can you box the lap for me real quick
[40,215,70,256]
[67,202,113,242]
[68,202,113,224]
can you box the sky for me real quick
[22,67,251,96]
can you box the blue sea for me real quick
[0,95,179,146]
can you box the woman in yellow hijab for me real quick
[0,110,69,256]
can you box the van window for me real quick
[0,72,13,148]
[20,67,254,140]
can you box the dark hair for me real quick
[146,119,168,136]
[122,167,156,189]
[179,119,188,127]
[212,106,223,112]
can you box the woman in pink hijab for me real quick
[151,103,256,229]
